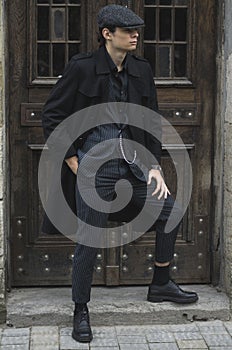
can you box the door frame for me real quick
[6,0,219,287]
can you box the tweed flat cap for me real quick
[97,4,145,29]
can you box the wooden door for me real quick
[8,0,216,286]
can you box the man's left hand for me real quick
[147,169,170,200]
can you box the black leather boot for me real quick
[72,304,93,343]
[147,280,198,304]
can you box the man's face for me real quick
[105,27,139,52]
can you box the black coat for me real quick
[42,46,161,234]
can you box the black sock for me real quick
[152,265,170,285]
[74,303,87,313]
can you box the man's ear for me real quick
[102,28,112,40]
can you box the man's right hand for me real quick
[65,156,78,175]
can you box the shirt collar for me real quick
[95,46,140,77]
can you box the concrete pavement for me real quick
[1,285,231,349]
[1,321,232,349]
[6,285,230,327]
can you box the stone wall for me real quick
[219,0,232,301]
[0,0,6,322]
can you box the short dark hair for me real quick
[98,26,116,46]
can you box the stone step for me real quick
[5,285,230,327]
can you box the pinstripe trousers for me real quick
[72,125,182,303]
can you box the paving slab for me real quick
[2,327,30,337]
[173,332,203,340]
[90,347,119,350]
[176,339,208,349]
[149,344,179,350]
[6,285,230,327]
[201,333,232,347]
[146,332,175,342]
[0,321,232,349]
[0,346,29,350]
[60,335,89,349]
[119,344,150,350]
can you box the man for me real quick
[42,4,198,344]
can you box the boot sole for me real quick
[147,295,198,304]
[72,330,93,343]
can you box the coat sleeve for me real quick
[146,63,162,166]
[42,58,80,159]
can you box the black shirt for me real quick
[104,46,128,103]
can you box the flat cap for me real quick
[97,4,145,29]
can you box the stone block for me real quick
[1,336,29,345]
[0,346,29,350]
[146,332,175,343]
[117,335,147,344]
[176,339,208,349]
[120,345,149,350]
[60,335,89,349]
[91,337,118,347]
[148,344,178,350]
[91,348,119,350]
[3,328,30,337]
[174,332,203,340]
[202,334,232,347]
[0,269,5,298]
[0,302,6,324]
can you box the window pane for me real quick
[69,6,81,40]
[174,44,187,77]
[160,0,172,5]
[53,44,65,76]
[159,46,170,77]
[38,44,50,76]
[144,45,156,75]
[159,9,171,41]
[52,0,65,3]
[69,44,80,59]
[145,0,158,4]
[144,7,156,40]
[37,0,49,3]
[69,0,81,3]
[175,0,188,4]
[52,8,65,40]
[175,8,187,41]
[37,7,49,40]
